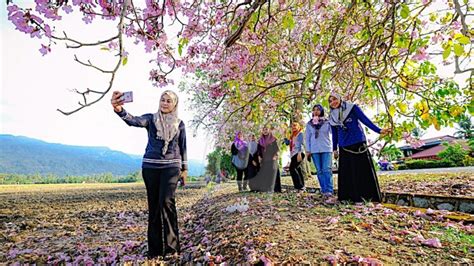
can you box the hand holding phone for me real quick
[120,91,133,103]
[111,91,124,112]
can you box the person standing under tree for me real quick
[284,121,306,192]
[328,92,391,203]
[231,131,250,191]
[111,90,187,259]
[249,126,280,192]
[246,133,260,184]
[305,104,334,197]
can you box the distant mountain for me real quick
[187,159,206,177]
[0,134,205,177]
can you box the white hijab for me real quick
[248,136,258,155]
[154,90,181,155]
[328,92,355,127]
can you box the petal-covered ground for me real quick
[282,171,474,197]
[378,172,473,197]
[0,174,473,264]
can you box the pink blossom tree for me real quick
[6,0,473,146]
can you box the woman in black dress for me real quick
[328,92,391,202]
[249,126,280,192]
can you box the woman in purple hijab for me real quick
[231,131,250,191]
[249,125,280,192]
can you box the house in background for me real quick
[399,135,468,160]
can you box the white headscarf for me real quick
[248,135,258,155]
[154,90,181,155]
[328,92,355,127]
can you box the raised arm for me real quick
[111,90,149,128]
[115,109,150,128]
[353,105,381,134]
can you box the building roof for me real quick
[421,135,457,144]
[399,135,457,150]
[410,145,446,159]
[409,139,469,159]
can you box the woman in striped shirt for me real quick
[111,90,187,259]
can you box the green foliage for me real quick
[206,148,221,176]
[462,155,474,167]
[178,37,189,56]
[379,144,403,161]
[282,10,295,30]
[438,143,468,166]
[0,171,142,185]
[469,138,474,152]
[411,127,425,138]
[404,159,455,169]
[454,116,473,139]
[400,4,410,19]
[372,158,380,171]
[397,164,408,170]
[206,147,236,179]
[431,226,474,255]
[220,152,236,178]
[187,176,202,182]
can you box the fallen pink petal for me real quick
[422,238,443,248]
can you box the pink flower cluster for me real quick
[402,132,425,149]
[412,47,429,62]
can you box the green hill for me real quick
[0,134,205,177]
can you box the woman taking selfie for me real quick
[111,90,187,259]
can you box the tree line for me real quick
[0,172,142,185]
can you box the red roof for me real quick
[399,135,457,150]
[410,145,446,159]
[410,139,469,160]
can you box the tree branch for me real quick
[453,0,469,35]
[57,1,128,115]
[73,55,114,73]
[219,77,305,129]
[224,0,268,48]
[311,0,357,94]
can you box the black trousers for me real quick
[235,167,248,182]
[142,167,180,257]
[289,153,305,190]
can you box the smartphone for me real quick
[120,91,133,103]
